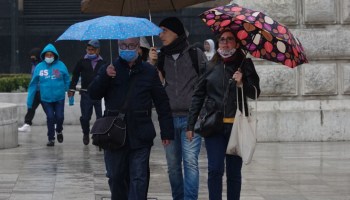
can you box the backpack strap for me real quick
[188,47,199,74]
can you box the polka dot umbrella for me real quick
[200,2,308,68]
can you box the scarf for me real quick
[84,54,103,70]
[160,34,188,56]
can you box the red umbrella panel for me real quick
[200,3,308,68]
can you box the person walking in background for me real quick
[138,37,151,62]
[27,43,70,146]
[18,47,42,132]
[156,17,207,200]
[68,40,106,145]
[88,37,174,200]
[204,39,216,61]
[186,30,261,200]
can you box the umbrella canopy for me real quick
[200,3,308,68]
[56,16,162,41]
[81,0,213,16]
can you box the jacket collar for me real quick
[117,56,144,74]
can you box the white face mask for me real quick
[217,48,236,58]
[45,57,54,64]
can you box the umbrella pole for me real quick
[148,9,155,47]
[239,33,257,69]
[109,39,112,64]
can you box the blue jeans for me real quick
[80,92,102,135]
[205,123,243,200]
[41,99,65,141]
[164,116,202,200]
[104,146,151,200]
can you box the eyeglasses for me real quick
[218,37,235,44]
[119,43,138,50]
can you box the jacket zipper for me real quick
[174,59,178,96]
[223,64,226,118]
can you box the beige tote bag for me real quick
[226,85,257,165]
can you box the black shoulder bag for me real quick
[90,75,137,150]
[194,79,232,138]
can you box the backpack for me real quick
[157,47,200,78]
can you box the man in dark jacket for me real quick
[68,40,106,145]
[156,17,207,200]
[88,37,174,200]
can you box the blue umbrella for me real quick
[56,16,162,62]
[56,15,162,40]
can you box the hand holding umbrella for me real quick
[106,64,117,78]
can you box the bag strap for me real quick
[235,85,258,119]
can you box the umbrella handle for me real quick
[110,40,113,64]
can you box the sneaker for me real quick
[83,134,90,145]
[47,140,55,146]
[18,124,31,132]
[57,132,63,143]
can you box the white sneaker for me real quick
[18,124,31,132]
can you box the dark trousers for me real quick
[104,145,151,200]
[24,91,41,125]
[41,99,65,141]
[205,123,243,200]
[80,92,102,135]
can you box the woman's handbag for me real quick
[194,79,232,138]
[90,113,126,150]
[226,85,258,165]
[194,100,223,138]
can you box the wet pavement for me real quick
[1,125,350,200]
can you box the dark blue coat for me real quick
[88,57,174,149]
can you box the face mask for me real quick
[119,49,138,62]
[86,54,97,60]
[45,57,54,64]
[217,48,236,58]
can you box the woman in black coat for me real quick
[186,30,261,200]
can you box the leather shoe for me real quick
[83,134,90,145]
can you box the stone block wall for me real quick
[0,103,18,149]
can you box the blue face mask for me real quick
[86,54,97,60]
[119,49,138,62]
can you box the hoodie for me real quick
[204,39,216,61]
[27,43,70,108]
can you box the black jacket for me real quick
[88,57,174,149]
[187,51,261,131]
[69,57,106,90]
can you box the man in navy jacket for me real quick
[88,37,174,200]
[68,40,106,145]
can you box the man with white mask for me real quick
[27,43,70,146]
